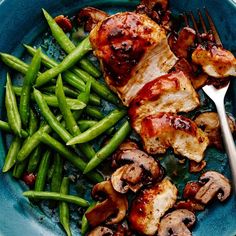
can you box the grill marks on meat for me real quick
[140,113,209,162]
[90,12,177,105]
[129,71,200,132]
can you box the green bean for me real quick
[56,76,96,160]
[78,120,114,135]
[20,48,41,127]
[35,37,92,87]
[71,67,119,105]
[25,44,118,105]
[42,9,101,78]
[39,133,103,183]
[84,120,131,173]
[28,109,39,136]
[0,120,28,138]
[25,45,101,106]
[47,157,56,181]
[72,81,92,121]
[85,106,104,120]
[79,58,101,78]
[23,191,89,207]
[35,149,51,191]
[13,86,85,110]
[56,75,81,135]
[17,115,62,162]
[59,177,72,236]
[5,73,22,137]
[67,109,126,145]
[33,89,75,143]
[27,146,42,173]
[0,53,36,75]
[13,159,28,178]
[51,153,63,193]
[81,201,97,235]
[41,85,79,98]
[2,136,22,172]
[78,120,98,132]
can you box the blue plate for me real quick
[0,0,236,235]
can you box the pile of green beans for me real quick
[0,9,132,236]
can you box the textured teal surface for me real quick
[0,0,236,236]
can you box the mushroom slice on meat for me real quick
[88,226,113,236]
[85,180,128,227]
[158,209,196,236]
[195,171,231,204]
[140,0,168,11]
[111,147,164,193]
[128,71,200,133]
[192,45,236,78]
[90,12,177,106]
[140,112,209,162]
[171,27,196,58]
[77,7,109,32]
[194,112,236,150]
[129,178,177,235]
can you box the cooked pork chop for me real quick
[90,12,177,105]
[140,113,209,162]
[129,178,177,235]
[129,71,200,132]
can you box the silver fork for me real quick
[185,9,236,191]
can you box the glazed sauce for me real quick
[96,13,154,86]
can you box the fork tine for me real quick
[198,10,207,33]
[204,8,223,46]
[182,13,189,27]
[189,12,199,34]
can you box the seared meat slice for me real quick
[192,45,236,78]
[129,71,199,132]
[173,58,208,90]
[129,178,177,235]
[90,12,177,105]
[140,113,209,162]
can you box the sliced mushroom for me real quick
[140,0,168,11]
[195,171,231,204]
[174,200,205,212]
[194,112,236,150]
[172,27,196,59]
[136,0,171,30]
[111,142,164,193]
[158,209,196,236]
[85,180,128,227]
[189,160,206,173]
[77,7,109,32]
[88,226,113,236]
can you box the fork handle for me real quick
[216,100,236,191]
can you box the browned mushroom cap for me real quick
[85,180,128,227]
[195,171,231,204]
[88,226,113,236]
[77,7,109,32]
[140,0,168,11]
[111,148,164,193]
[158,209,196,236]
[194,112,236,149]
